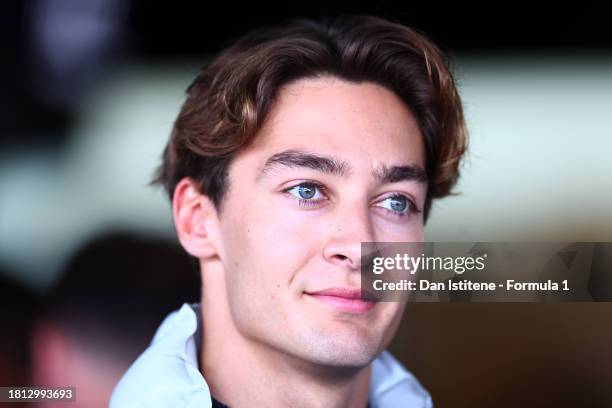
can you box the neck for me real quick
[199,261,371,408]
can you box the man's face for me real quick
[214,76,426,368]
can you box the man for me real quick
[30,233,199,408]
[111,14,467,407]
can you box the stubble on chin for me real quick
[289,323,384,370]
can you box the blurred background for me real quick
[0,1,610,407]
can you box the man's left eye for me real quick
[377,195,412,215]
[286,182,324,200]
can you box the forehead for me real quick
[242,76,425,172]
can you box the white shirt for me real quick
[110,303,432,407]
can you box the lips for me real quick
[305,287,376,313]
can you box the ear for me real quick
[172,177,221,259]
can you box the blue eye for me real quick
[286,182,324,201]
[378,195,412,215]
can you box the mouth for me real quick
[304,287,376,314]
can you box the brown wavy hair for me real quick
[153,14,468,222]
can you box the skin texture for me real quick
[173,76,427,407]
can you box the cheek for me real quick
[218,204,324,337]
[220,199,321,293]
[377,302,406,350]
[373,215,425,242]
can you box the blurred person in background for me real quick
[111,14,467,408]
[29,232,199,407]
[0,272,39,405]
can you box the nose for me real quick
[322,202,375,271]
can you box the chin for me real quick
[296,331,383,369]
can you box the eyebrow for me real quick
[258,150,350,178]
[373,164,428,184]
[257,149,428,184]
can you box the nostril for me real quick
[332,254,355,266]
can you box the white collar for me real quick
[111,303,432,407]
